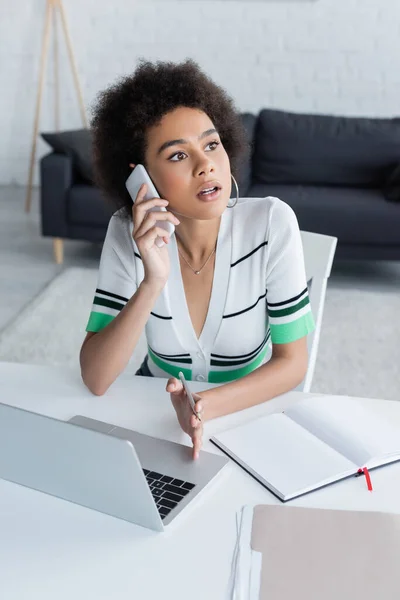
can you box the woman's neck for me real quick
[174,216,221,263]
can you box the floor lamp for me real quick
[25,0,87,214]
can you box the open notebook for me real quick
[211,396,400,501]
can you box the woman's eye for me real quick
[207,141,220,151]
[169,152,187,162]
[169,141,219,161]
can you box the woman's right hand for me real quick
[132,182,180,287]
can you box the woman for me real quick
[80,59,315,459]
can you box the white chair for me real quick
[296,230,338,393]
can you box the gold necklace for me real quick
[177,243,217,275]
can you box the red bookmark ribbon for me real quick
[358,467,373,492]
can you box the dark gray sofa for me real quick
[40,109,400,263]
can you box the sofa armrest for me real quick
[40,152,74,238]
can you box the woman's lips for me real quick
[196,187,221,202]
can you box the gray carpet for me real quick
[0,267,398,402]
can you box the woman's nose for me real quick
[196,159,214,177]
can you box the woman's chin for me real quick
[195,198,229,219]
[171,195,230,220]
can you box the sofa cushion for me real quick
[384,163,400,202]
[68,185,113,227]
[235,113,257,197]
[253,110,400,188]
[247,182,400,246]
[41,129,93,182]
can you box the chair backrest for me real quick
[297,230,338,393]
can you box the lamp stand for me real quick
[25,0,87,213]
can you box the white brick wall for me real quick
[1,0,400,185]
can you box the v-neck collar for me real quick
[166,209,233,353]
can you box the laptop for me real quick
[0,403,229,532]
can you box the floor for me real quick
[1,185,400,333]
[0,186,102,331]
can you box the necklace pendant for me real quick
[194,270,200,275]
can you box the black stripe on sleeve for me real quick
[96,288,129,303]
[267,287,308,308]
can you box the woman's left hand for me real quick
[166,377,203,460]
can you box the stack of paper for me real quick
[227,504,400,600]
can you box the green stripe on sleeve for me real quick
[268,295,309,318]
[86,311,115,333]
[93,296,125,311]
[270,311,315,344]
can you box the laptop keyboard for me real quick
[143,469,196,520]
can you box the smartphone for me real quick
[125,164,175,248]
[178,371,202,421]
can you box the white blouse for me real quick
[86,196,315,383]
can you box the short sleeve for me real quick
[86,213,138,333]
[265,199,315,344]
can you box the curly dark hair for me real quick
[91,58,248,214]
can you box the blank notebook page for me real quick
[286,396,400,466]
[212,414,355,498]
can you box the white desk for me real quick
[1,362,400,600]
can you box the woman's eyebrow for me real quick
[157,128,218,155]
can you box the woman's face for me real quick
[143,107,232,220]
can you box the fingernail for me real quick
[194,452,199,460]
